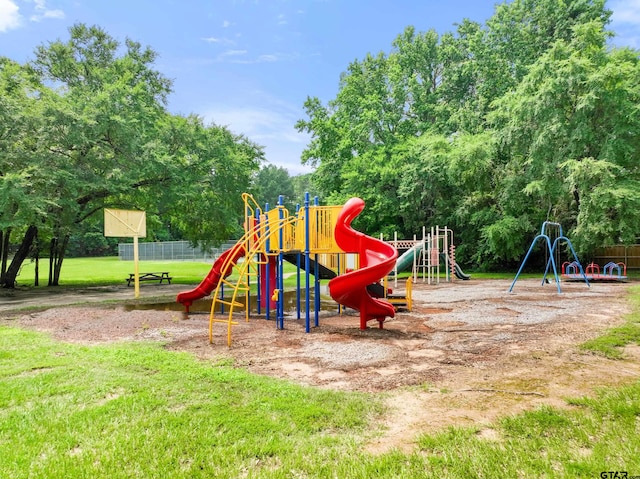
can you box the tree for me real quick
[16,24,174,286]
[291,173,320,204]
[1,24,263,288]
[296,26,444,200]
[0,58,49,287]
[153,114,263,249]
[295,0,622,268]
[250,164,296,211]
[490,21,640,256]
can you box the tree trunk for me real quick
[0,228,10,283]
[0,230,4,282]
[53,234,69,286]
[34,230,39,287]
[48,234,69,286]
[1,225,37,289]
[48,238,56,286]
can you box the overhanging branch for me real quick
[76,175,172,205]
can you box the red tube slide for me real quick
[176,242,245,312]
[328,198,398,329]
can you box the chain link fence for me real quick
[118,240,237,261]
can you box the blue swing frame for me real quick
[509,221,590,293]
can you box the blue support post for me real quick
[277,195,285,329]
[540,222,562,287]
[304,193,311,332]
[509,234,559,293]
[314,196,320,327]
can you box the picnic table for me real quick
[126,272,172,286]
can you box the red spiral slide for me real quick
[328,198,398,329]
[176,242,245,313]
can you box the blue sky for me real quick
[1,0,639,175]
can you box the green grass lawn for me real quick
[16,257,216,286]
[2,286,640,476]
[0,328,380,478]
[580,285,640,359]
[16,256,638,288]
[2,324,639,477]
[16,257,305,288]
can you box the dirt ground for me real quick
[2,278,639,453]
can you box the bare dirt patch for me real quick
[2,278,639,453]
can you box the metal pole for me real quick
[394,231,398,288]
[509,235,546,292]
[133,235,140,298]
[422,226,426,283]
[304,192,311,332]
[277,195,285,329]
[314,196,320,328]
[444,226,449,282]
[436,226,440,284]
[416,235,420,286]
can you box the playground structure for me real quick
[389,226,470,286]
[509,221,590,293]
[176,193,400,345]
[562,261,628,282]
[383,276,414,311]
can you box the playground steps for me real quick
[385,277,413,312]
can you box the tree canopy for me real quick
[297,0,638,269]
[0,24,263,288]
[3,0,638,285]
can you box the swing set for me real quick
[509,221,590,293]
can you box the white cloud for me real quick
[222,19,232,28]
[0,0,22,32]
[202,105,311,175]
[184,50,290,67]
[204,106,303,141]
[220,49,248,58]
[258,54,278,62]
[213,50,295,64]
[0,0,64,33]
[30,8,63,21]
[202,36,235,45]
[277,13,287,25]
[29,0,64,22]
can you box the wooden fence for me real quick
[593,245,640,269]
